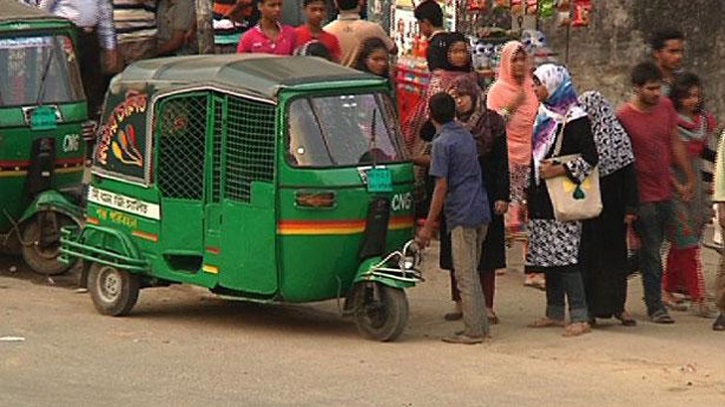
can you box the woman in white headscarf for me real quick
[526,64,598,337]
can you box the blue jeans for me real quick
[634,201,673,315]
[545,266,589,323]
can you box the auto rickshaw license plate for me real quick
[30,106,58,130]
[367,168,392,192]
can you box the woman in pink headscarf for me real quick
[487,41,541,288]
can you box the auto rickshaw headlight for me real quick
[400,240,422,270]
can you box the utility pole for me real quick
[196,0,214,54]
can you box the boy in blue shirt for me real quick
[417,92,491,344]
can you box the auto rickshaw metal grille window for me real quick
[157,94,209,200]
[211,96,224,202]
[224,97,276,203]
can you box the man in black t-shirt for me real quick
[414,0,446,71]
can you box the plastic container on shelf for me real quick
[394,55,430,127]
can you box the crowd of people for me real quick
[20,0,725,343]
[22,0,397,118]
[410,3,725,344]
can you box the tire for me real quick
[22,213,77,275]
[88,263,140,316]
[353,283,409,342]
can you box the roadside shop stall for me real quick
[366,0,592,126]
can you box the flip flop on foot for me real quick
[563,322,591,337]
[487,311,499,325]
[712,314,725,331]
[528,318,565,328]
[649,309,675,324]
[444,311,463,321]
[614,312,637,327]
[691,302,718,319]
[663,299,688,312]
[524,277,546,291]
[441,332,485,345]
[444,302,463,321]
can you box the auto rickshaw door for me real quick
[154,94,207,272]
[154,92,278,294]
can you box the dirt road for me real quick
[2,238,725,406]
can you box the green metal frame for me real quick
[59,224,148,272]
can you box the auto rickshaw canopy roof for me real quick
[0,0,70,25]
[114,54,386,101]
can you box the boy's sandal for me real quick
[649,309,675,324]
[562,322,591,337]
[712,314,725,331]
[528,318,565,328]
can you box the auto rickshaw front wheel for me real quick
[353,283,409,342]
[22,212,77,276]
[88,263,140,316]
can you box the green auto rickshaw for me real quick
[60,55,422,341]
[0,0,93,275]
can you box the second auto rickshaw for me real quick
[0,0,93,275]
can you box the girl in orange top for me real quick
[486,41,541,288]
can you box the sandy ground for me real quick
[1,231,725,406]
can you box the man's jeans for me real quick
[451,225,489,337]
[635,201,673,316]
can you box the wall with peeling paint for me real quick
[541,0,724,123]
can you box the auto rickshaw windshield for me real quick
[0,35,84,107]
[287,92,406,167]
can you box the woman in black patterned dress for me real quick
[578,91,639,326]
[526,64,598,337]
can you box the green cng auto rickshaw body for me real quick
[60,55,421,341]
[0,0,91,274]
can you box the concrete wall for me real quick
[540,0,725,122]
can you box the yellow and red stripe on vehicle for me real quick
[277,215,414,236]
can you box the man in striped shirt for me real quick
[37,0,119,118]
[113,0,158,65]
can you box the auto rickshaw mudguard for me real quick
[343,257,416,315]
[19,190,83,227]
[351,257,417,290]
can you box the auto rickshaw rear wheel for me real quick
[353,283,409,342]
[21,212,77,276]
[88,263,140,316]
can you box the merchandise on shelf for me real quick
[394,55,430,126]
[521,29,558,66]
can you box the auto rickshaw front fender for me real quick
[59,223,149,288]
[19,190,83,227]
[60,224,147,271]
[352,257,419,290]
[344,257,419,316]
